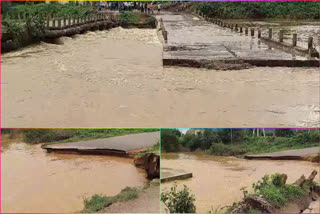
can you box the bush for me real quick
[161,129,181,152]
[119,12,140,25]
[252,174,306,208]
[161,183,196,213]
[22,129,73,144]
[196,1,319,19]
[207,143,248,156]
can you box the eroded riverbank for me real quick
[1,139,148,213]
[1,27,319,127]
[160,153,319,213]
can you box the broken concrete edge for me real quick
[261,37,319,58]
[43,147,129,157]
[158,18,168,43]
[163,58,319,68]
[160,172,193,183]
[245,153,320,162]
[134,153,160,180]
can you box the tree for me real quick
[161,129,181,152]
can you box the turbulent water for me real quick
[160,153,319,213]
[1,27,319,127]
[0,138,148,213]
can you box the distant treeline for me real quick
[197,1,319,19]
[161,129,319,155]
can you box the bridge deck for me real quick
[156,12,318,67]
[42,132,159,154]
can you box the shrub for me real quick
[119,12,140,25]
[22,129,73,144]
[161,183,196,213]
[207,143,248,156]
[161,129,181,152]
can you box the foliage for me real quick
[22,128,158,144]
[25,14,46,41]
[196,1,319,19]
[161,129,181,152]
[175,129,318,156]
[206,143,248,156]
[8,2,92,17]
[119,12,140,25]
[81,187,139,213]
[252,174,306,208]
[161,183,196,213]
[135,141,160,158]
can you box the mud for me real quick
[1,140,148,213]
[160,153,319,213]
[1,28,319,127]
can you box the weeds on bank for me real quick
[135,141,160,158]
[161,183,196,213]
[19,128,158,144]
[81,187,139,213]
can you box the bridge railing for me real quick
[1,11,115,31]
[196,11,318,58]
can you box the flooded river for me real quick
[1,138,148,213]
[160,153,319,213]
[1,28,319,127]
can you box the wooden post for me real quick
[53,19,56,28]
[292,33,297,46]
[235,24,238,31]
[245,27,248,35]
[77,17,80,25]
[240,26,243,33]
[308,37,313,50]
[251,28,254,37]
[268,28,272,39]
[258,29,261,38]
[63,17,66,27]
[68,17,71,26]
[279,30,284,42]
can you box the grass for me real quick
[206,134,319,156]
[135,141,160,159]
[21,128,159,145]
[80,187,139,213]
[252,174,306,208]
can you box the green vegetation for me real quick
[161,129,319,156]
[196,1,319,19]
[135,141,160,158]
[19,128,158,144]
[81,187,139,213]
[161,183,196,213]
[119,12,140,25]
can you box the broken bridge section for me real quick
[156,12,319,68]
[42,132,159,157]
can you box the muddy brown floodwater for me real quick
[0,138,148,213]
[1,28,319,127]
[160,153,319,213]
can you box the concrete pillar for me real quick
[292,33,297,46]
[279,30,284,42]
[235,24,238,31]
[258,29,261,38]
[308,37,313,50]
[46,15,50,29]
[251,28,254,37]
[53,19,56,28]
[240,26,243,33]
[268,28,272,39]
[245,27,248,35]
[63,17,66,27]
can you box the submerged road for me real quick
[156,12,317,66]
[43,132,159,153]
[245,146,319,160]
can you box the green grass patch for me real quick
[135,141,160,159]
[81,187,139,213]
[22,128,159,145]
